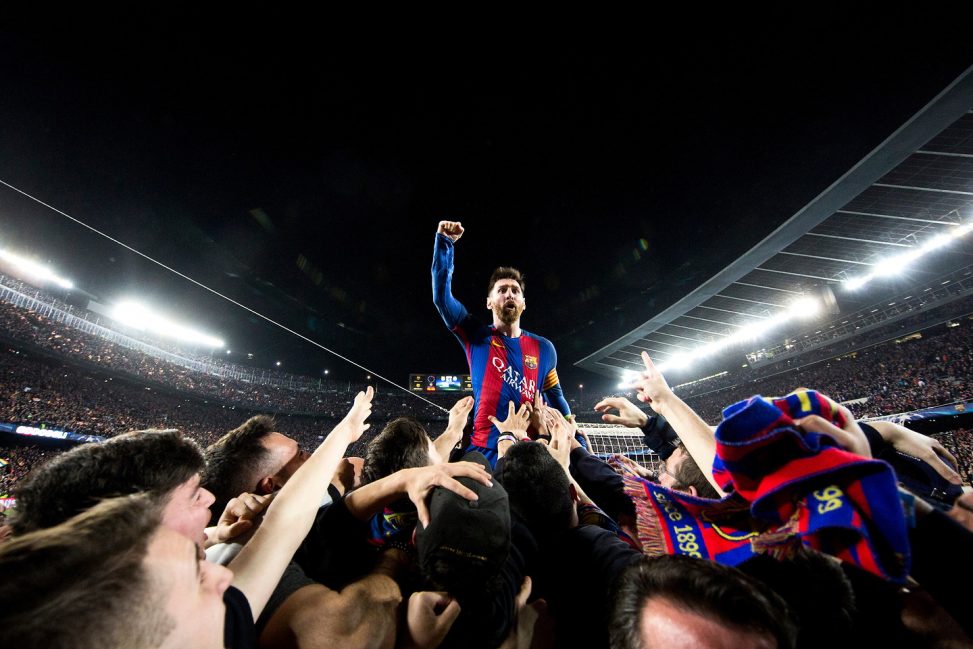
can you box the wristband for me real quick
[498,434,519,445]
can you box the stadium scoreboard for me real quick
[410,374,473,393]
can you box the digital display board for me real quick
[410,374,473,392]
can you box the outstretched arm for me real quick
[630,352,725,496]
[434,396,474,461]
[593,396,680,460]
[866,420,962,485]
[345,461,493,528]
[229,387,374,620]
[432,220,470,329]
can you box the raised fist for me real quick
[437,221,464,243]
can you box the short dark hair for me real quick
[609,555,797,649]
[486,267,525,295]
[362,417,431,485]
[738,548,856,648]
[203,415,277,520]
[495,442,573,540]
[11,430,204,535]
[0,494,173,648]
[671,448,721,499]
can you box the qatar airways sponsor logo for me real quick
[491,357,536,398]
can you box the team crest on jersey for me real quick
[525,355,538,370]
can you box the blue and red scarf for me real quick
[616,390,910,582]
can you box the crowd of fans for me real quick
[1,301,454,415]
[2,279,973,647]
[0,445,51,498]
[675,322,973,423]
[0,297,347,415]
[668,299,973,401]
[2,344,971,648]
[0,344,457,498]
[933,428,973,485]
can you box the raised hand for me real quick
[527,391,552,439]
[405,462,494,528]
[545,415,573,470]
[593,396,649,428]
[632,352,675,414]
[447,395,474,432]
[489,400,531,436]
[338,385,374,442]
[437,220,465,243]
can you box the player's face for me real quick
[487,279,525,324]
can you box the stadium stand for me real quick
[5,64,973,649]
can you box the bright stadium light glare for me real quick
[656,352,695,374]
[844,221,973,292]
[110,301,224,348]
[922,233,952,252]
[844,276,868,291]
[951,221,973,239]
[617,368,640,389]
[871,257,908,278]
[619,289,828,379]
[787,296,821,320]
[0,249,73,289]
[666,352,692,371]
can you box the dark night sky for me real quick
[2,10,973,398]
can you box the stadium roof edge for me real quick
[576,63,973,378]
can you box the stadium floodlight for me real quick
[787,296,821,320]
[110,300,225,348]
[843,221,973,291]
[651,294,823,375]
[0,249,73,289]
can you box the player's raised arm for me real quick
[432,220,470,328]
[437,220,464,243]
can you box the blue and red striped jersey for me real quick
[432,234,570,454]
